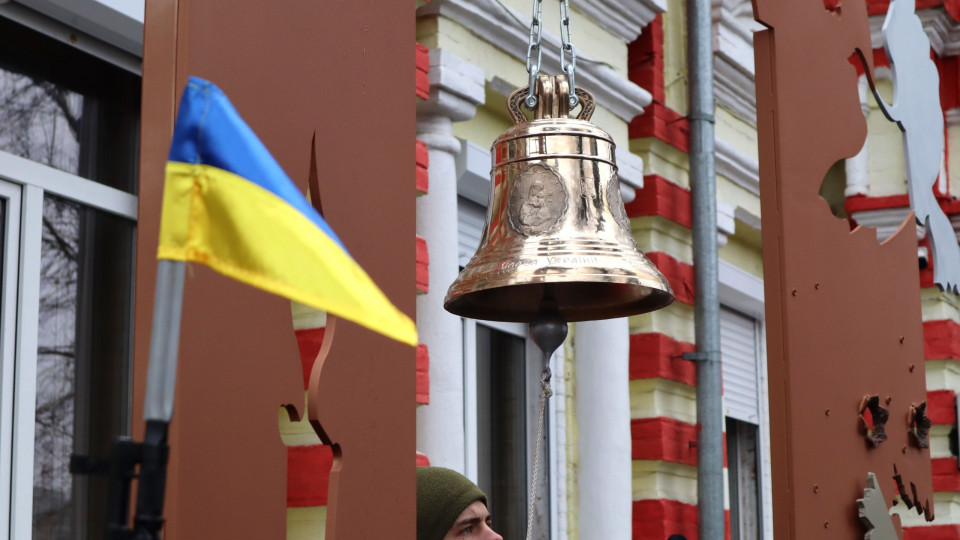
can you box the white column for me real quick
[416,50,484,472]
[574,317,632,540]
[845,75,872,197]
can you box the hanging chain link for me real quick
[524,357,553,540]
[524,0,544,109]
[524,0,579,109]
[559,0,579,108]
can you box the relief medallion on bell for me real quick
[507,163,569,237]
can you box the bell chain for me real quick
[524,0,579,109]
[559,0,579,108]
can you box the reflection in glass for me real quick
[32,195,134,540]
[0,16,140,193]
[0,73,82,174]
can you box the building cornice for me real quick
[871,7,960,56]
[419,0,652,122]
[417,49,486,124]
[850,207,926,242]
[714,58,756,124]
[576,0,666,43]
[711,0,761,122]
[716,138,759,196]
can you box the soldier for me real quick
[417,467,503,540]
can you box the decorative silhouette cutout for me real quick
[871,0,960,294]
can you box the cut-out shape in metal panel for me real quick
[872,0,960,294]
[752,0,933,537]
[857,472,902,540]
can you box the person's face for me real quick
[442,501,503,540]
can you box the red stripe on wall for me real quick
[925,320,960,361]
[867,0,953,16]
[416,43,430,100]
[417,344,430,405]
[647,252,694,305]
[927,389,957,425]
[287,444,333,507]
[845,194,960,216]
[294,327,326,389]
[288,447,431,508]
[416,236,429,294]
[627,15,690,153]
[844,194,911,215]
[629,103,690,154]
[932,457,960,492]
[632,417,698,466]
[624,175,692,228]
[632,499,731,540]
[416,139,429,194]
[628,15,664,104]
[904,524,960,540]
[948,0,960,21]
[633,499,697,540]
[937,54,960,112]
[629,333,696,387]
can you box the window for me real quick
[727,417,761,540]
[0,15,139,539]
[721,306,766,540]
[475,324,528,538]
[464,320,552,540]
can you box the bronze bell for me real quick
[445,74,674,322]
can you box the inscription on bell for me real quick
[497,259,541,272]
[508,163,568,236]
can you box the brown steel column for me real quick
[135,1,416,537]
[753,1,933,538]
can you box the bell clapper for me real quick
[524,310,568,540]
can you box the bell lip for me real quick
[443,279,675,323]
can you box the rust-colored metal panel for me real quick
[752,1,933,538]
[136,1,415,538]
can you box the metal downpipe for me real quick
[686,0,725,537]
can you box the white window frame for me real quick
[718,259,771,540]
[0,179,22,539]
[0,150,137,539]
[0,3,142,73]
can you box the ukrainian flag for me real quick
[158,77,417,347]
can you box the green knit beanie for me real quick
[417,466,488,540]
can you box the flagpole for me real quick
[144,259,186,423]
[135,259,186,538]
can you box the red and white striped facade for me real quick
[278,1,960,538]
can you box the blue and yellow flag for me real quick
[159,77,417,347]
